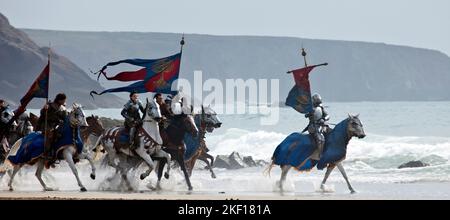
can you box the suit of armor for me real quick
[306,94,329,159]
[121,99,145,147]
[37,102,68,160]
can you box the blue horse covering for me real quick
[184,132,201,160]
[184,116,202,160]
[272,119,349,171]
[8,117,84,165]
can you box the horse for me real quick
[145,92,199,191]
[270,114,366,193]
[184,105,222,178]
[81,115,105,150]
[0,107,15,161]
[4,112,34,151]
[94,98,172,191]
[0,103,94,192]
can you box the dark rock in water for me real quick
[243,156,257,167]
[228,152,246,169]
[398,160,430,169]
[214,151,269,169]
[214,155,233,169]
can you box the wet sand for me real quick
[1,181,449,200]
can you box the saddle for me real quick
[115,127,134,151]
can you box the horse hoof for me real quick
[90,174,96,180]
[44,187,54,191]
[188,186,193,191]
[8,187,13,192]
[350,190,357,194]
[140,173,146,180]
[164,172,169,179]
[80,187,87,192]
[211,173,216,179]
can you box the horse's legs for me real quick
[79,152,96,180]
[8,165,21,191]
[63,148,87,192]
[278,165,291,192]
[336,163,356,193]
[35,159,53,191]
[199,154,216,179]
[206,153,215,166]
[153,157,167,190]
[153,147,171,179]
[104,142,119,169]
[185,156,196,177]
[320,164,336,191]
[177,154,193,191]
[134,143,155,176]
[120,167,133,191]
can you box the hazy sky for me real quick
[1,0,449,55]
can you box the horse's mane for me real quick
[326,117,349,145]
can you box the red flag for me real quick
[285,63,327,114]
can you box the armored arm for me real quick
[121,106,131,120]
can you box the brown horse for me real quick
[81,115,105,147]
[154,112,198,191]
[184,106,221,179]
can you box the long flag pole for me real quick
[43,45,50,153]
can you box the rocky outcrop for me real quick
[213,151,268,169]
[0,13,124,109]
[398,160,430,169]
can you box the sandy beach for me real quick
[1,181,449,200]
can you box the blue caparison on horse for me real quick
[270,114,366,193]
[0,103,96,192]
[7,117,83,165]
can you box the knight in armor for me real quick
[305,93,330,160]
[121,91,145,147]
[156,93,172,121]
[37,93,69,160]
[0,99,12,138]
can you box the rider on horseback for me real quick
[305,93,330,160]
[155,93,173,129]
[0,99,13,144]
[37,93,69,161]
[121,91,145,148]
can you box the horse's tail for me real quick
[0,138,21,174]
[262,159,275,177]
[0,160,13,175]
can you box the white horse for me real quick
[94,98,171,190]
[0,103,94,192]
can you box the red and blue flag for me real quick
[285,63,327,114]
[90,52,182,96]
[17,60,50,114]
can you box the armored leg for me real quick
[129,126,136,146]
[314,132,325,157]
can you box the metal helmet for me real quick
[312,93,322,106]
